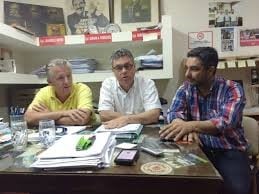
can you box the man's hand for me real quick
[62,109,90,124]
[182,132,202,145]
[159,119,195,141]
[102,116,129,129]
[32,103,49,113]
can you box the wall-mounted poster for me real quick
[188,31,213,49]
[114,0,160,32]
[208,1,243,28]
[66,0,110,35]
[4,1,66,37]
[240,29,259,47]
[221,28,235,52]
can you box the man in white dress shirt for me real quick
[98,48,161,128]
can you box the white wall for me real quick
[1,0,259,107]
[160,0,259,103]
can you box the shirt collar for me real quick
[116,77,136,93]
[50,84,75,102]
[192,77,217,97]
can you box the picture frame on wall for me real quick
[4,1,66,36]
[66,0,111,35]
[113,0,160,32]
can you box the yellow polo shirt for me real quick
[28,83,95,123]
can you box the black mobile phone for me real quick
[114,149,139,166]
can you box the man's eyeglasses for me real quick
[112,63,134,71]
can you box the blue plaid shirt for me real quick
[167,77,248,151]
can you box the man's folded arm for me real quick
[56,108,92,125]
[25,109,62,126]
[25,108,92,126]
[100,108,160,124]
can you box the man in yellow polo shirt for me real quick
[25,58,95,126]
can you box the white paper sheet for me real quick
[38,132,111,159]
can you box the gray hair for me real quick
[46,59,71,82]
[110,48,134,65]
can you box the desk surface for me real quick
[0,126,222,194]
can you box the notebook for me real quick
[95,124,143,139]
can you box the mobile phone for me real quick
[140,146,164,157]
[114,149,139,166]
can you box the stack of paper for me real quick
[30,132,115,168]
[95,124,143,139]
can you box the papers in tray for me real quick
[30,132,115,168]
[95,124,143,139]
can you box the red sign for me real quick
[39,36,65,46]
[85,33,112,44]
[240,39,259,46]
[132,29,161,41]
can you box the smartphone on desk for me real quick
[114,149,139,166]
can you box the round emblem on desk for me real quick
[141,162,172,175]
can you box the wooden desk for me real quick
[0,127,222,194]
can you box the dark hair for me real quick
[187,47,218,69]
[110,48,134,65]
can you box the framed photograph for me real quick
[113,0,160,31]
[66,0,111,35]
[4,1,66,36]
[208,1,243,28]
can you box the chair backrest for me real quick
[242,116,259,156]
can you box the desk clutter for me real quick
[0,122,12,157]
[31,132,115,168]
[0,123,210,171]
[30,124,143,168]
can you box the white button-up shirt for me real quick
[98,76,161,114]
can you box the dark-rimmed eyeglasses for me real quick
[112,63,133,71]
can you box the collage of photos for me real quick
[4,0,161,36]
[209,1,242,28]
[4,1,66,36]
[221,28,234,52]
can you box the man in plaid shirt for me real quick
[160,47,251,194]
